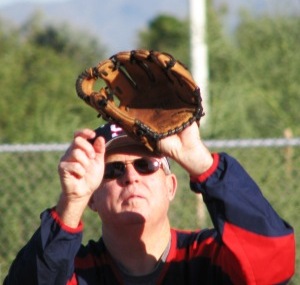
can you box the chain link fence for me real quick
[0,138,299,284]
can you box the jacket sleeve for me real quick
[4,208,82,285]
[190,152,295,285]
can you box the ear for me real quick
[166,174,177,201]
[88,194,97,212]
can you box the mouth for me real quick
[126,194,144,200]
[122,193,146,205]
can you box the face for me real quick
[89,146,177,226]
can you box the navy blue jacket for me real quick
[4,153,295,284]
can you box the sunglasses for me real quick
[104,157,163,179]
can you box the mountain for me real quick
[0,0,298,55]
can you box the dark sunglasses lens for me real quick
[104,162,125,179]
[104,158,161,179]
[134,158,160,174]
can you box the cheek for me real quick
[148,177,170,202]
[152,175,176,205]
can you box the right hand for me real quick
[157,122,213,176]
[56,129,105,226]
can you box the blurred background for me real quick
[0,0,299,283]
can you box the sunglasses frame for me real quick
[103,157,165,179]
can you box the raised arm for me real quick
[159,122,295,284]
[56,128,106,227]
[4,129,106,285]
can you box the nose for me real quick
[121,163,140,185]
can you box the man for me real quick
[5,122,295,284]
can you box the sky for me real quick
[0,0,189,54]
[1,0,299,54]
[0,0,65,8]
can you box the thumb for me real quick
[91,136,106,182]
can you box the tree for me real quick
[21,11,107,65]
[0,15,107,143]
[138,15,190,66]
[207,13,300,139]
[234,14,300,137]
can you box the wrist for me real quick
[56,194,89,228]
[50,208,83,233]
[174,142,213,176]
[190,153,219,182]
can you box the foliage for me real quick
[233,15,300,137]
[138,14,190,67]
[0,14,107,143]
[207,13,300,139]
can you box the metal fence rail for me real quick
[0,138,299,284]
[1,137,300,152]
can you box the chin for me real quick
[118,210,147,224]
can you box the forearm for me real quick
[190,153,295,283]
[4,209,82,285]
[191,153,293,235]
[172,137,214,176]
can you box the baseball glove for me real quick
[76,49,204,152]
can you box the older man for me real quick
[5,122,295,284]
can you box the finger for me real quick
[73,128,96,140]
[72,135,97,159]
[70,148,93,168]
[59,160,87,179]
[89,137,106,179]
[93,136,106,155]
[74,128,101,148]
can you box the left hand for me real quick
[157,122,213,176]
